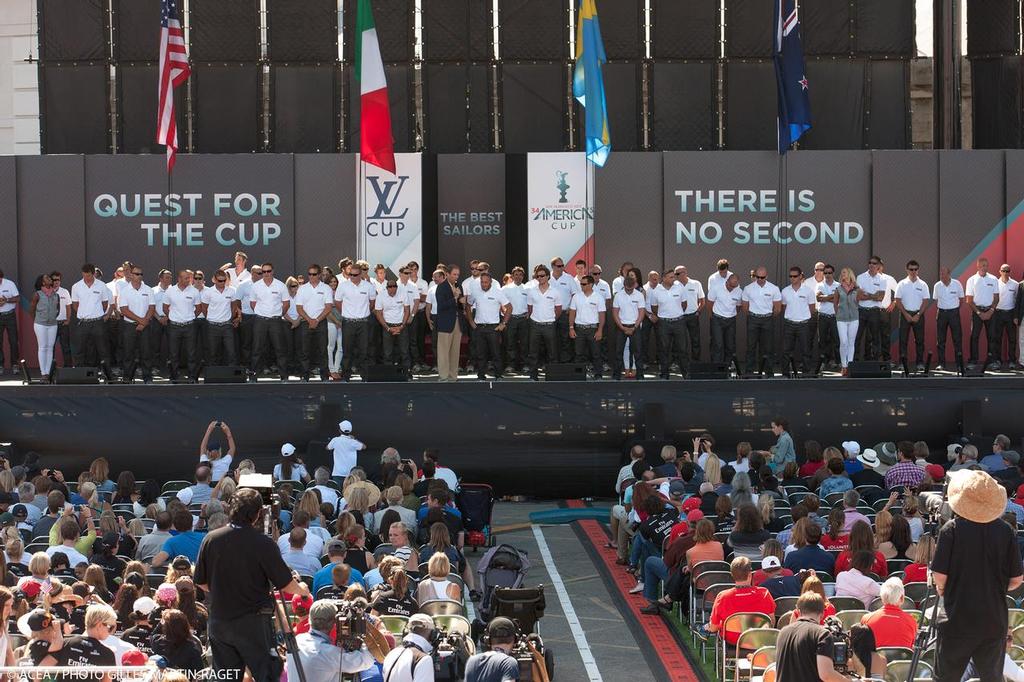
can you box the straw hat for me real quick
[947,469,1007,524]
[343,480,381,508]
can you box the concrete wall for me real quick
[0,0,39,155]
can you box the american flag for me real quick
[158,0,190,172]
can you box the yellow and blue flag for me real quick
[573,0,610,167]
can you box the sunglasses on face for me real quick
[262,270,273,274]
[308,272,320,277]
[537,274,548,279]
[387,284,397,289]
[288,285,298,289]
[756,275,767,280]
[132,272,143,276]
[789,274,800,278]
[814,268,824,272]
[195,276,204,280]
[215,278,226,283]
[824,270,834,275]
[908,267,919,272]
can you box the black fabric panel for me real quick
[801,0,851,56]
[866,60,909,150]
[40,64,109,154]
[967,0,1019,56]
[192,64,262,152]
[500,62,565,152]
[800,59,866,150]
[725,0,773,58]
[423,0,492,62]
[500,0,568,61]
[271,65,339,152]
[599,0,643,60]
[723,61,776,150]
[113,0,160,62]
[343,0,413,63]
[347,64,414,153]
[971,57,1024,149]
[855,0,915,56]
[39,0,107,61]
[267,0,337,62]
[597,62,641,152]
[650,62,716,151]
[189,0,260,61]
[117,64,186,154]
[424,63,492,153]
[651,0,718,59]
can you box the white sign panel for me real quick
[527,152,595,271]
[358,153,423,276]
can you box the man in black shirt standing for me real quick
[933,469,1023,682]
[776,592,851,682]
[196,487,312,682]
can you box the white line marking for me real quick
[532,524,604,682]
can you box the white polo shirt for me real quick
[879,273,898,307]
[372,278,389,297]
[550,271,578,309]
[295,281,332,319]
[335,279,377,319]
[426,283,438,312]
[200,285,237,323]
[152,285,170,319]
[642,282,658,313]
[469,285,508,324]
[895,277,930,312]
[815,280,840,315]
[997,278,1019,311]
[710,285,743,318]
[650,282,687,318]
[55,286,71,321]
[677,278,705,313]
[593,279,612,303]
[399,280,420,313]
[742,281,781,315]
[781,283,814,322]
[119,282,155,319]
[570,290,605,326]
[226,267,252,288]
[374,290,409,324]
[527,285,559,323]
[71,279,111,319]
[501,283,529,315]
[236,278,257,316]
[251,278,289,317]
[856,271,885,309]
[163,284,199,323]
[707,271,733,301]
[613,289,645,325]
[932,279,964,310]
[966,272,1000,307]
[0,278,20,314]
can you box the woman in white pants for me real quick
[836,267,860,376]
[326,275,343,379]
[29,274,61,382]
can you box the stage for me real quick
[0,374,1020,497]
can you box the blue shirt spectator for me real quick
[312,561,365,595]
[819,458,853,498]
[161,530,205,563]
[981,454,1007,472]
[784,525,835,574]
[771,421,796,472]
[1007,499,1024,526]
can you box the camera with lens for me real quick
[509,633,547,682]
[331,598,368,652]
[431,626,471,681]
[823,616,852,674]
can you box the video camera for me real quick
[509,633,547,682]
[331,598,368,652]
[238,473,279,535]
[431,625,472,681]
[823,616,852,674]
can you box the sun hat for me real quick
[343,480,381,508]
[947,469,1007,523]
[857,449,880,469]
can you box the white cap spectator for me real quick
[281,443,296,456]
[176,487,194,505]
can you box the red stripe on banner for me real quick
[568,234,596,270]
[565,500,701,682]
[360,88,396,174]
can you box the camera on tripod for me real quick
[431,625,472,681]
[509,633,547,682]
[238,473,280,535]
[330,598,368,652]
[823,616,853,674]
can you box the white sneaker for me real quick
[629,582,645,594]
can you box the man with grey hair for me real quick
[312,467,340,513]
[861,577,917,647]
[380,447,401,467]
[842,490,871,531]
[382,612,436,681]
[206,512,229,531]
[981,435,1016,472]
[286,600,374,682]
[16,482,40,524]
[950,444,981,472]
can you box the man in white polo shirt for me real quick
[236,264,263,369]
[709,273,742,364]
[612,274,646,380]
[569,274,606,378]
[855,255,886,360]
[995,264,1019,369]
[334,264,377,381]
[674,265,705,363]
[707,259,733,305]
[549,257,578,362]
[877,260,899,364]
[742,266,782,376]
[965,257,1000,369]
[526,265,561,381]
[895,260,930,371]
[200,269,240,367]
[467,272,510,379]
[780,266,814,375]
[0,268,20,375]
[501,266,529,375]
[162,269,200,382]
[932,266,964,370]
[71,263,112,376]
[118,265,156,383]
[649,269,688,379]
[248,262,290,381]
[374,278,412,372]
[814,264,840,369]
[295,264,333,381]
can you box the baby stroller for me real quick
[476,543,531,623]
[456,483,496,550]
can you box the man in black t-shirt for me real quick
[27,607,117,682]
[776,592,851,682]
[465,617,522,682]
[195,487,311,682]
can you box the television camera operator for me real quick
[776,592,854,682]
[381,612,437,681]
[465,617,521,682]
[285,600,375,682]
[195,486,312,682]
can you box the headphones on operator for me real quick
[481,617,519,649]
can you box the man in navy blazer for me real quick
[435,266,463,382]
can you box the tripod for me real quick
[273,588,309,682]
[904,484,950,682]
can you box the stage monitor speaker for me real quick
[642,403,666,440]
[545,363,587,381]
[848,361,891,378]
[204,366,247,384]
[689,362,731,379]
[54,367,100,385]
[363,365,410,382]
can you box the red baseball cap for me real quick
[925,464,945,482]
[687,509,705,523]
[291,594,313,612]
[121,650,148,666]
[682,497,702,512]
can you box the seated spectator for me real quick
[842,441,864,475]
[184,466,214,506]
[809,451,840,491]
[730,472,757,508]
[32,490,66,540]
[684,518,725,572]
[759,556,802,598]
[88,533,126,594]
[699,482,718,515]
[654,445,679,478]
[842,490,872,531]
[783,517,812,557]
[835,550,882,608]
[412,460,437,498]
[705,557,775,644]
[718,466,736,497]
[375,486,417,534]
[16,484,41,525]
[279,510,325,559]
[791,574,836,623]
[752,540,793,586]
[848,624,887,679]
[874,509,893,547]
[630,496,679,592]
[150,608,205,674]
[733,442,753,474]
[273,443,310,484]
[152,509,206,567]
[416,488,464,546]
[777,504,808,547]
[415,553,461,603]
[758,495,787,533]
[902,494,925,541]
[282,528,322,576]
[821,506,849,551]
[878,515,916,561]
[784,523,836,574]
[340,525,375,575]
[136,511,172,561]
[314,539,365,595]
[884,441,927,490]
[121,597,157,656]
[780,462,805,489]
[679,461,702,494]
[704,456,723,490]
[861,577,917,648]
[803,494,826,528]
[310,467,340,514]
[421,522,476,595]
[728,504,771,561]
[714,495,734,531]
[640,518,702,615]
[387,522,420,572]
[422,449,459,493]
[903,534,933,584]
[799,441,825,478]
[834,521,888,577]
[397,473,419,511]
[173,577,208,639]
[819,458,853,498]
[46,516,94,568]
[364,555,402,593]
[370,567,418,617]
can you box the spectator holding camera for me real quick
[199,420,237,483]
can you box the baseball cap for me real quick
[0,512,13,526]
[668,480,686,498]
[326,539,346,555]
[17,608,53,637]
[682,497,702,512]
[686,509,704,523]
[842,441,861,457]
[124,572,145,590]
[121,650,148,666]
[947,443,964,462]
[339,420,353,433]
[171,555,192,571]
[11,504,27,518]
[291,593,313,612]
[761,556,782,570]
[486,616,517,640]
[1004,450,1021,466]
[281,443,296,457]
[176,487,194,505]
[16,578,41,600]
[408,613,434,631]
[132,596,157,616]
[925,464,945,482]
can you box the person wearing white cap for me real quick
[842,441,863,475]
[273,443,310,484]
[327,420,365,484]
[381,612,435,682]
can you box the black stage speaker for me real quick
[689,362,731,379]
[54,367,100,385]
[204,366,247,384]
[545,363,587,381]
[363,365,410,382]
[848,361,891,378]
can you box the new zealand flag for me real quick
[774,0,812,153]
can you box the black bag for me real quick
[665,566,688,602]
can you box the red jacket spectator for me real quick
[834,549,888,578]
[862,604,917,648]
[708,557,776,645]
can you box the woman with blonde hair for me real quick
[211,476,236,505]
[873,510,893,547]
[295,490,326,528]
[792,574,836,623]
[89,457,115,494]
[5,538,25,570]
[703,455,722,488]
[785,517,811,556]
[903,533,934,583]
[415,553,461,603]
[0,470,14,494]
[758,494,786,533]
[836,267,860,375]
[78,481,100,513]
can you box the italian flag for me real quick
[356,0,396,174]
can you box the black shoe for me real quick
[613,373,622,381]
[640,602,667,615]
[593,373,603,380]
[143,377,153,384]
[477,374,487,380]
[530,373,539,381]
[660,373,670,380]
[635,371,644,380]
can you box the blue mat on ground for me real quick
[529,508,612,524]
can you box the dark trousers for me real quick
[934,626,1004,682]
[166,322,198,380]
[936,308,963,366]
[301,320,329,379]
[898,311,926,364]
[994,308,1016,362]
[554,315,571,363]
[855,307,882,360]
[528,321,557,377]
[120,321,153,381]
[284,322,301,372]
[817,313,839,366]
[239,314,256,366]
[781,320,810,373]
[879,308,894,361]
[410,309,427,365]
[209,614,281,682]
[429,315,439,367]
[0,311,19,369]
[746,315,775,374]
[381,323,411,368]
[683,313,701,361]
[251,316,288,380]
[206,321,237,366]
[657,318,688,377]
[969,308,998,365]
[369,318,383,363]
[341,318,370,378]
[472,324,501,376]
[504,316,529,371]
[106,315,122,366]
[614,325,644,377]
[194,318,208,366]
[73,319,110,368]
[710,314,736,363]
[55,322,72,367]
[641,317,659,366]
[573,325,602,375]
